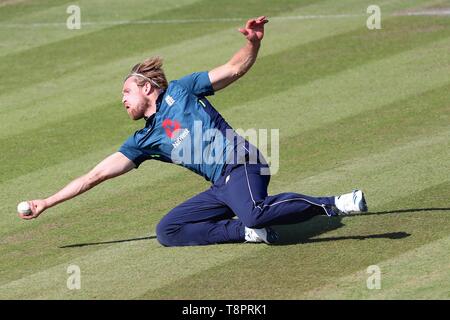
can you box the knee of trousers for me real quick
[156,219,177,247]
[240,211,265,229]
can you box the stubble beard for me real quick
[131,97,149,121]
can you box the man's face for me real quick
[122,77,148,120]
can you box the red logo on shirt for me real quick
[162,119,181,138]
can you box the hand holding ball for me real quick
[17,201,32,216]
[17,199,47,220]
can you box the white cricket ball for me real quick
[17,201,32,215]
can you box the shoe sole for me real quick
[358,191,368,212]
[265,227,279,244]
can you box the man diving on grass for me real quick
[20,16,368,246]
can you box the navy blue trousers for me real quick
[156,163,336,246]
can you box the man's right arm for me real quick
[19,152,135,220]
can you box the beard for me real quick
[129,97,148,120]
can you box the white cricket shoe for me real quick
[244,227,278,244]
[334,190,368,214]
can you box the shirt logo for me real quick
[162,119,181,139]
[165,95,175,106]
[172,128,190,149]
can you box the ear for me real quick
[143,82,153,95]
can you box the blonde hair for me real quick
[125,56,168,90]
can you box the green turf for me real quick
[0,0,449,299]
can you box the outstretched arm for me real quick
[209,16,268,91]
[19,152,135,220]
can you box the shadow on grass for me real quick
[271,215,344,245]
[59,207,440,248]
[291,231,411,245]
[59,235,157,248]
[271,209,415,245]
[350,207,450,217]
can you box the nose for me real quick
[122,95,126,105]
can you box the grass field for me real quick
[0,0,449,300]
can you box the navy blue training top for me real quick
[119,71,263,184]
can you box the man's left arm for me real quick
[208,16,268,92]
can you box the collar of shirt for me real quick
[144,90,165,128]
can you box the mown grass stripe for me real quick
[0,0,202,57]
[220,36,450,132]
[0,235,262,299]
[212,15,450,110]
[0,0,324,92]
[0,0,432,58]
[299,233,450,299]
[0,0,68,21]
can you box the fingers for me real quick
[244,16,268,31]
[238,28,249,36]
[29,200,37,215]
[245,18,255,30]
[256,16,268,23]
[254,16,268,25]
[18,200,39,220]
[19,212,36,220]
